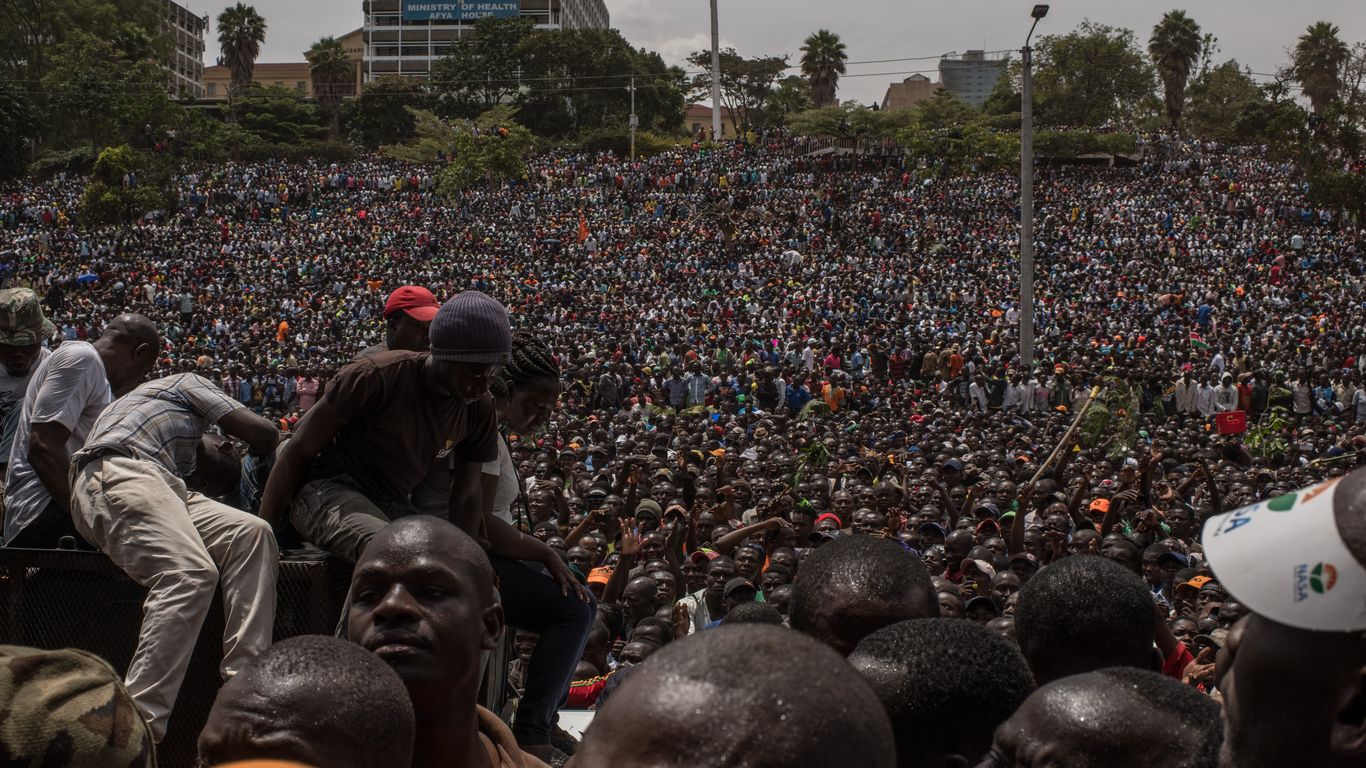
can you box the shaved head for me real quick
[104,313,159,347]
[93,312,159,394]
[574,625,895,768]
[199,635,415,768]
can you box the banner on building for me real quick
[402,0,520,20]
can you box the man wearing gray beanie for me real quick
[259,291,512,561]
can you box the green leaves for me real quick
[78,144,175,226]
[686,48,789,136]
[800,29,848,108]
[383,106,535,196]
[1148,10,1203,129]
[1292,21,1350,115]
[1032,21,1156,128]
[0,76,36,179]
[217,3,268,97]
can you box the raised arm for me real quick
[1008,482,1034,555]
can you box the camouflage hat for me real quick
[0,288,55,346]
[0,645,156,767]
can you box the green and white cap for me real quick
[0,288,55,346]
[1203,470,1366,632]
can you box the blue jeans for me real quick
[491,553,596,746]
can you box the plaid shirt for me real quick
[78,373,242,477]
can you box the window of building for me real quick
[274,81,284,86]
[207,82,217,96]
[296,81,306,92]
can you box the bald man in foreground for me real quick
[345,517,548,768]
[199,635,415,768]
[570,624,895,768]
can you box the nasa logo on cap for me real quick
[1203,474,1366,633]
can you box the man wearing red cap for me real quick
[357,286,441,359]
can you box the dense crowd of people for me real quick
[0,133,1364,768]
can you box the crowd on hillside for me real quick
[0,134,1362,768]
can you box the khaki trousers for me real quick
[70,454,278,741]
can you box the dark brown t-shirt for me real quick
[310,351,498,502]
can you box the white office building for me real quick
[938,50,1007,109]
[362,0,609,82]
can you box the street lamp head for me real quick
[1031,4,1049,19]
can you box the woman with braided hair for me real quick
[479,331,596,762]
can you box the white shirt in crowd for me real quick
[482,438,520,526]
[0,347,51,464]
[1214,383,1239,412]
[3,342,111,543]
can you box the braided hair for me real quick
[492,331,559,534]
[490,331,560,399]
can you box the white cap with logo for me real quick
[1202,474,1366,633]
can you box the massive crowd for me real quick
[0,134,1363,768]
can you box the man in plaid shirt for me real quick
[68,372,279,742]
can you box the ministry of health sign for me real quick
[402,0,521,20]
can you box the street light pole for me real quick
[629,76,638,161]
[1020,4,1048,370]
[709,0,722,140]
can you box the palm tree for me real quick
[217,3,267,98]
[1148,10,1202,131]
[307,36,353,139]
[801,30,847,108]
[1292,21,1350,114]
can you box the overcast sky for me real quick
[193,0,1366,106]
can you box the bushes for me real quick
[1034,130,1137,157]
[27,146,100,179]
[572,128,682,158]
[78,144,175,226]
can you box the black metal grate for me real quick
[0,548,351,768]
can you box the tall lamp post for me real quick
[1019,3,1048,369]
[709,0,722,140]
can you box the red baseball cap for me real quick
[384,286,440,322]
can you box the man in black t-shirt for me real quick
[260,291,510,562]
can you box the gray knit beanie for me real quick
[429,291,512,364]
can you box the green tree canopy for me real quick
[766,75,812,127]
[218,3,268,98]
[1148,10,1203,130]
[687,48,789,137]
[1,0,167,84]
[516,28,685,138]
[0,76,37,178]
[1185,60,1265,142]
[1292,21,1350,114]
[1033,21,1156,127]
[233,85,327,145]
[307,36,354,139]
[79,144,174,225]
[384,106,535,196]
[430,16,535,118]
[800,29,847,108]
[343,76,434,148]
[40,30,176,149]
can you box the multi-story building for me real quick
[362,0,609,83]
[162,0,207,98]
[938,50,1007,109]
[881,73,940,112]
[203,28,365,100]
